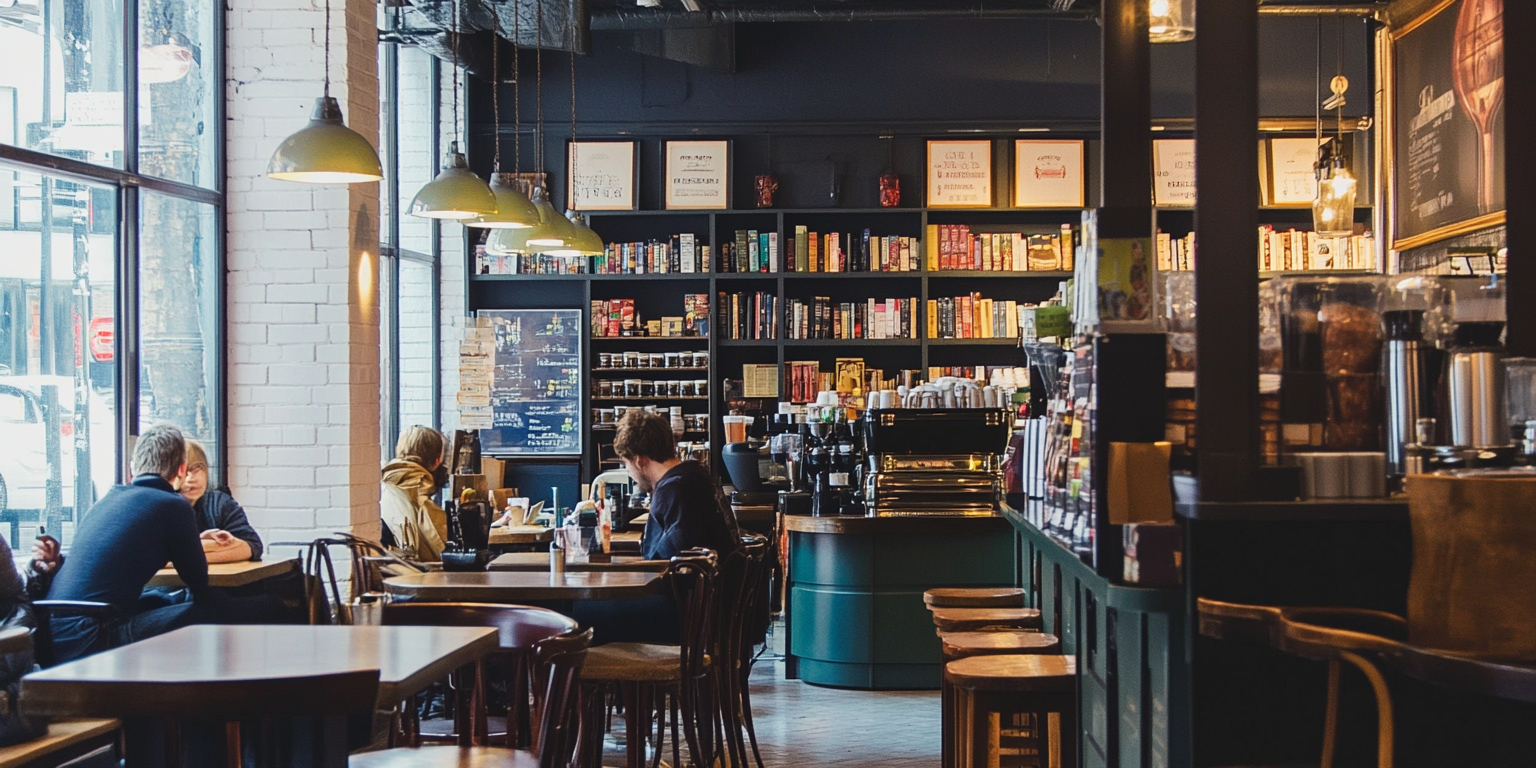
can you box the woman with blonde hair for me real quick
[381,425,449,561]
[180,439,264,563]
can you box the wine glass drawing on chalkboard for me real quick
[1453,0,1504,214]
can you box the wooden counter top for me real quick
[783,513,1009,535]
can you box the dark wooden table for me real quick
[383,571,665,602]
[486,552,667,572]
[147,558,299,588]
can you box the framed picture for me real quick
[926,140,993,208]
[1152,139,1196,207]
[1262,137,1325,207]
[665,140,730,210]
[1390,0,1506,251]
[567,141,637,211]
[1013,140,1085,208]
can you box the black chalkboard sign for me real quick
[477,309,584,455]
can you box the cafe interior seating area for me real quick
[0,0,1534,765]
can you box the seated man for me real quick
[40,423,285,662]
[571,411,739,644]
[181,439,264,563]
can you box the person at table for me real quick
[571,412,739,643]
[39,423,286,662]
[180,439,264,563]
[381,425,449,562]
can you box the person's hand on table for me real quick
[200,529,254,563]
[30,535,61,575]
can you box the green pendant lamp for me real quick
[565,211,606,256]
[467,28,538,229]
[266,0,382,183]
[485,221,533,255]
[525,189,577,247]
[409,0,496,220]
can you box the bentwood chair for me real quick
[381,603,580,748]
[714,535,771,768]
[30,600,117,667]
[351,628,593,768]
[578,553,719,768]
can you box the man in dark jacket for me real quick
[573,411,738,643]
[42,424,284,662]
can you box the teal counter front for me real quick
[783,514,1016,690]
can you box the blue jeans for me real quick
[49,593,289,664]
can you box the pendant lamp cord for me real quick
[513,4,521,175]
[322,0,331,99]
[570,24,578,211]
[535,0,544,183]
[451,0,461,149]
[1314,17,1321,153]
[1335,17,1345,147]
[490,8,500,172]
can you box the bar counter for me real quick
[783,513,1014,690]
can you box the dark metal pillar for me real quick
[1099,0,1152,236]
[1507,1,1535,357]
[1195,0,1261,501]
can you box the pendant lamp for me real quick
[410,0,496,220]
[561,40,607,258]
[467,13,538,229]
[519,0,573,249]
[526,188,578,247]
[1148,0,1194,43]
[1311,20,1357,238]
[266,0,382,183]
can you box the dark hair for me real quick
[613,411,677,463]
[133,423,187,479]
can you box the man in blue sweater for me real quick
[42,423,285,662]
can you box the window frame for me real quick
[0,0,226,497]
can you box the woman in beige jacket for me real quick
[381,425,449,562]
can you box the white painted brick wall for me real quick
[438,62,468,436]
[226,0,382,563]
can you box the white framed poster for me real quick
[926,139,993,208]
[1153,139,1196,207]
[665,140,730,210]
[1262,137,1324,207]
[568,141,637,211]
[1013,139,1085,208]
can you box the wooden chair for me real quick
[713,536,771,768]
[930,607,1043,634]
[938,631,1061,768]
[945,654,1078,768]
[382,603,579,748]
[1198,597,1404,768]
[925,588,1027,609]
[578,553,717,768]
[351,628,594,768]
[29,601,117,668]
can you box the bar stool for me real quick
[939,631,1061,768]
[945,654,1078,768]
[925,587,1027,609]
[931,607,1042,634]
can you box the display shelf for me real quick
[589,336,710,342]
[591,367,712,374]
[471,273,589,280]
[928,270,1073,279]
[782,338,920,346]
[592,396,711,402]
[925,338,1021,346]
[717,339,779,347]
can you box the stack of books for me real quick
[928,294,1023,339]
[785,296,921,340]
[593,234,707,274]
[717,291,778,340]
[925,224,1076,272]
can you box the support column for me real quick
[1194,0,1261,501]
[225,0,382,548]
[1507,2,1534,357]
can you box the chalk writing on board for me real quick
[478,309,584,455]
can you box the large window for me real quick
[378,32,440,454]
[0,0,223,536]
[0,169,118,548]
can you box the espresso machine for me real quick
[862,409,1010,516]
[1382,277,1445,482]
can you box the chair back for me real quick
[530,628,593,768]
[29,600,115,667]
[382,602,579,652]
[667,553,718,683]
[737,534,772,649]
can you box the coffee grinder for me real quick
[1446,276,1512,453]
[1382,276,1446,483]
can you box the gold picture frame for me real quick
[1013,139,1085,208]
[926,139,993,208]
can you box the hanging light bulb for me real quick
[565,212,606,256]
[410,142,498,220]
[408,0,496,220]
[467,22,539,229]
[267,0,382,183]
[1148,0,1194,44]
[1313,154,1358,238]
[525,187,577,247]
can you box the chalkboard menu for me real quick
[1393,0,1505,250]
[477,309,583,456]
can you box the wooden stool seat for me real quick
[930,607,1042,633]
[941,631,1061,659]
[924,588,1026,609]
[945,654,1077,692]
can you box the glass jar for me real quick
[640,381,656,397]
[624,379,642,398]
[663,352,680,368]
[623,351,641,368]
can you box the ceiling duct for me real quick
[591,1,1095,29]
[401,0,589,54]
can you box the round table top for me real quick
[944,654,1077,692]
[929,607,1043,632]
[487,552,667,572]
[383,570,666,602]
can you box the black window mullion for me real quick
[117,185,140,485]
[123,0,139,175]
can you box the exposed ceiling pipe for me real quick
[1256,4,1383,18]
